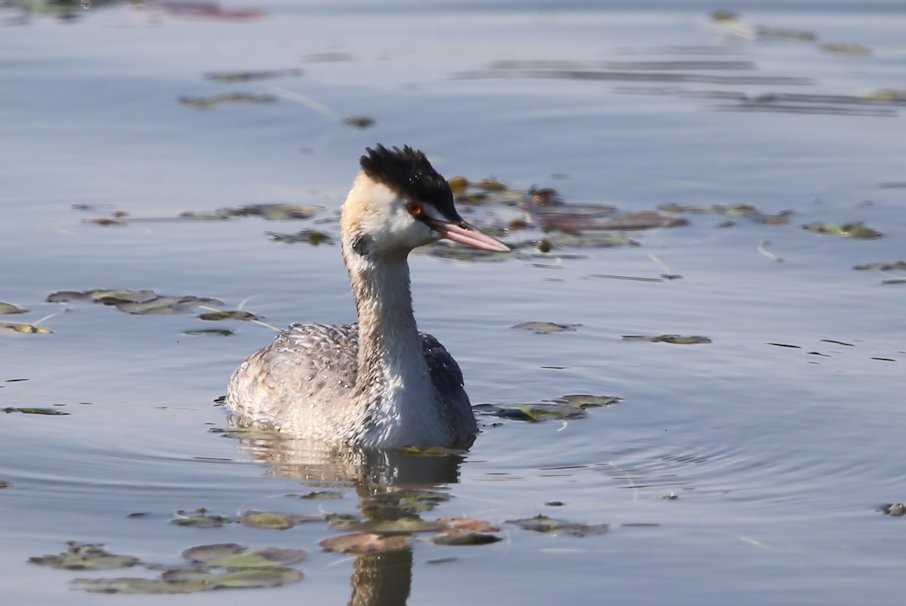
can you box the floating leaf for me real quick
[432,531,502,546]
[819,42,872,56]
[325,513,362,530]
[0,480,10,489]
[554,394,621,408]
[0,302,28,315]
[363,518,445,535]
[181,543,244,563]
[184,328,235,336]
[319,533,410,555]
[29,542,139,570]
[821,339,854,347]
[72,577,209,594]
[267,230,334,245]
[506,515,608,537]
[240,511,319,530]
[512,322,579,334]
[0,322,51,335]
[881,503,906,517]
[204,69,303,82]
[755,26,817,41]
[46,289,223,316]
[473,402,585,423]
[294,490,342,500]
[622,335,711,344]
[343,116,375,129]
[854,261,906,272]
[437,518,500,533]
[710,9,738,22]
[3,407,69,416]
[198,310,259,322]
[171,508,234,528]
[802,222,882,239]
[179,93,277,109]
[882,279,906,285]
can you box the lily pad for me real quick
[72,577,210,594]
[74,567,302,594]
[506,515,609,537]
[292,490,343,500]
[179,93,277,109]
[268,230,334,245]
[184,328,235,336]
[1,322,52,335]
[198,310,259,322]
[183,544,306,568]
[622,334,712,344]
[854,261,906,271]
[171,508,234,528]
[881,503,906,517]
[325,513,362,530]
[473,402,586,422]
[344,116,375,129]
[29,542,139,570]
[432,531,502,546]
[554,394,621,408]
[3,407,69,416]
[363,518,445,535]
[204,68,303,82]
[0,302,28,315]
[802,222,882,239]
[240,511,319,530]
[512,321,579,334]
[46,289,223,316]
[319,533,411,555]
[437,518,500,533]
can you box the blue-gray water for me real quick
[1,1,904,604]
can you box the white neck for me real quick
[342,245,447,447]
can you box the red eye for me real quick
[407,202,423,218]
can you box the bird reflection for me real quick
[226,425,465,606]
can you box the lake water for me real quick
[1,1,904,604]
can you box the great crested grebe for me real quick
[227,145,509,449]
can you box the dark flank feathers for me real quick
[360,145,463,223]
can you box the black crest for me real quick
[359,145,462,223]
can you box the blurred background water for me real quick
[1,1,904,604]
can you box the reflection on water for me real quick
[234,429,465,606]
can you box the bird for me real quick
[227,145,509,449]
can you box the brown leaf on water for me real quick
[343,116,375,129]
[3,407,69,415]
[204,69,303,83]
[512,321,580,334]
[179,93,277,109]
[0,323,52,335]
[198,310,259,322]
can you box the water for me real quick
[1,1,904,604]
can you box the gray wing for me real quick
[227,323,359,428]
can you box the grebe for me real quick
[227,145,509,449]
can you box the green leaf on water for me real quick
[432,531,502,546]
[1,322,52,335]
[267,229,334,245]
[512,322,580,334]
[240,511,320,530]
[0,302,28,315]
[181,543,245,563]
[183,328,235,336]
[73,567,303,594]
[854,261,906,271]
[197,310,259,322]
[29,542,139,570]
[320,533,411,555]
[204,68,303,83]
[554,394,621,408]
[171,508,234,528]
[294,490,343,500]
[802,222,882,239]
[3,406,69,415]
[46,289,224,316]
[473,402,586,422]
[506,514,609,537]
[622,334,712,344]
